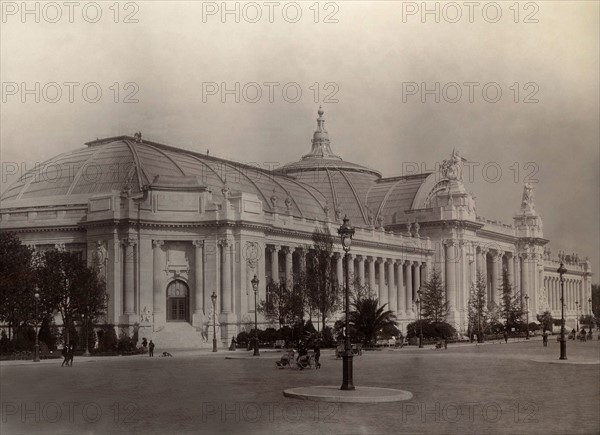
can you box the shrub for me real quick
[321,326,335,347]
[406,321,456,340]
[98,325,118,352]
[236,331,250,347]
[117,334,137,353]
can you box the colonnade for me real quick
[265,244,429,317]
[544,275,589,314]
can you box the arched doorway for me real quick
[166,280,189,322]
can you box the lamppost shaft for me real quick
[341,251,354,390]
[33,296,40,362]
[559,264,567,360]
[212,292,217,352]
[253,289,260,356]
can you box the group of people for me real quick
[141,338,155,356]
[571,328,594,342]
[61,343,75,367]
[276,340,321,370]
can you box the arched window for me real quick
[166,280,189,322]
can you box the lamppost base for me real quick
[83,350,91,356]
[340,351,355,391]
[33,344,40,362]
[559,338,567,360]
[253,346,260,356]
[418,336,424,348]
[212,339,217,353]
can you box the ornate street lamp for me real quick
[557,262,567,360]
[33,291,40,362]
[575,301,580,332]
[211,292,217,352]
[338,216,355,391]
[251,275,260,356]
[524,294,530,340]
[416,288,424,348]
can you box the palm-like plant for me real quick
[349,297,398,347]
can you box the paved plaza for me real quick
[1,339,599,435]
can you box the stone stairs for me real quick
[150,322,212,350]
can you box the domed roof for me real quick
[0,136,329,219]
[278,107,381,177]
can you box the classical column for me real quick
[405,261,413,311]
[387,259,396,312]
[445,241,456,309]
[481,249,488,289]
[282,246,293,287]
[475,246,481,275]
[152,240,164,316]
[470,248,477,287]
[413,261,421,307]
[521,254,529,306]
[122,238,136,316]
[507,253,514,288]
[269,245,280,283]
[491,251,501,305]
[347,254,355,290]
[377,258,387,305]
[356,255,365,286]
[336,253,344,287]
[219,239,232,314]
[396,260,405,314]
[368,257,376,294]
[192,240,204,326]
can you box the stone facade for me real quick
[0,109,592,347]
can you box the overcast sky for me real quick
[1,1,598,279]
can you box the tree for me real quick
[536,310,553,332]
[306,224,341,331]
[36,250,108,345]
[348,297,398,347]
[258,277,304,329]
[467,271,488,342]
[499,267,524,332]
[0,232,37,339]
[420,268,450,323]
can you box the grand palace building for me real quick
[0,108,593,347]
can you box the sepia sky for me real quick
[1,1,598,279]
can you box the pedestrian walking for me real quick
[67,343,74,367]
[61,344,69,367]
[313,341,321,369]
[148,340,155,357]
[503,331,508,344]
[542,331,548,347]
[142,338,148,350]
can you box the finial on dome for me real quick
[316,106,326,133]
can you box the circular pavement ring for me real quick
[283,386,413,403]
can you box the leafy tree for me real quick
[467,271,488,342]
[536,310,554,332]
[0,232,37,339]
[348,297,398,347]
[258,277,304,329]
[499,267,524,332]
[306,225,341,331]
[420,268,450,323]
[36,250,108,345]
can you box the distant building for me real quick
[0,108,592,347]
